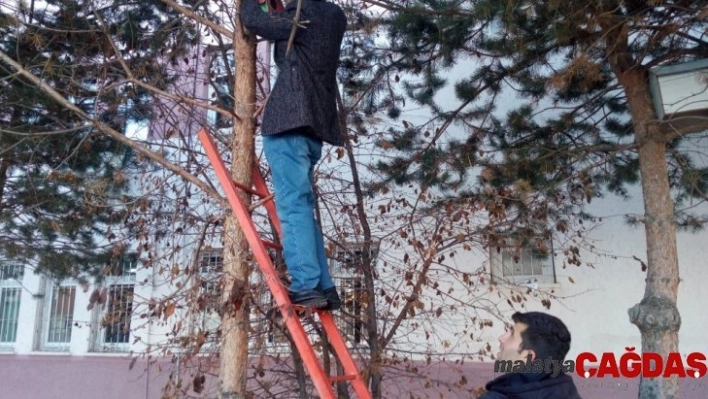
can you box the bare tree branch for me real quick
[91,11,239,122]
[159,0,236,38]
[658,115,708,140]
[0,49,228,208]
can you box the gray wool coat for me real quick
[240,0,347,146]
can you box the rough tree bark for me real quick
[0,158,11,213]
[621,70,682,399]
[601,14,682,398]
[218,4,258,397]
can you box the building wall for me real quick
[3,188,707,398]
[2,356,708,399]
[397,187,708,363]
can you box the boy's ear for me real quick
[521,349,537,362]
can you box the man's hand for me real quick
[240,0,306,41]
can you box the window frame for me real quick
[0,264,23,348]
[489,237,557,286]
[92,255,138,352]
[206,49,236,131]
[39,283,77,352]
[197,249,223,346]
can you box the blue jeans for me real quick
[262,131,335,293]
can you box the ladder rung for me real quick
[261,240,283,250]
[248,194,275,211]
[329,374,358,383]
[232,179,269,198]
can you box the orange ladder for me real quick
[197,128,371,399]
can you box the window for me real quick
[93,255,137,351]
[252,251,289,349]
[337,277,366,345]
[101,284,134,345]
[199,250,223,275]
[330,243,378,274]
[330,242,377,346]
[198,250,223,344]
[108,254,138,279]
[0,264,24,281]
[0,288,21,344]
[263,292,288,347]
[490,239,556,286]
[207,50,235,130]
[212,75,234,129]
[0,264,23,345]
[40,285,76,351]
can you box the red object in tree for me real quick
[257,0,284,12]
[197,128,372,399]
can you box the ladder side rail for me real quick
[252,152,373,399]
[251,162,282,239]
[319,312,372,399]
[197,129,336,398]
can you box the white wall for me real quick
[394,185,708,363]
[4,158,707,370]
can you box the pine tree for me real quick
[369,1,708,397]
[0,0,196,279]
[1,1,258,397]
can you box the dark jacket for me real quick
[240,0,347,146]
[478,372,582,399]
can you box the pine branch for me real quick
[92,11,240,121]
[159,0,236,38]
[0,49,228,208]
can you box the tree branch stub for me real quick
[628,296,681,333]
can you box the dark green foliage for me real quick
[359,0,708,243]
[0,0,197,279]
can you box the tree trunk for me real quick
[218,5,258,398]
[290,336,310,399]
[619,70,682,399]
[0,157,11,213]
[338,90,382,398]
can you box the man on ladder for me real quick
[240,0,347,309]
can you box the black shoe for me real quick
[288,289,328,309]
[322,287,341,311]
